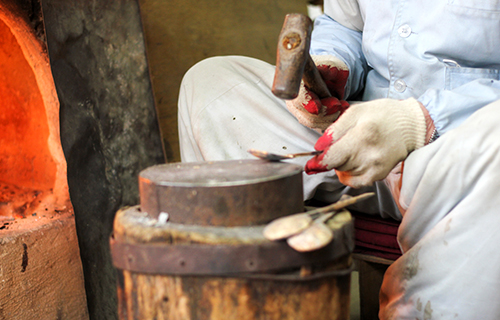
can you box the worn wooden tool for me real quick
[272,13,332,100]
[263,192,375,242]
[112,160,356,319]
[248,148,321,161]
[112,205,355,319]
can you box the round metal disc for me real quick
[138,159,304,226]
[140,159,303,187]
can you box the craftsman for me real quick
[178,1,500,319]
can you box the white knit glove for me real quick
[286,55,350,131]
[305,98,427,188]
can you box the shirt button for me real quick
[398,24,412,38]
[394,79,407,92]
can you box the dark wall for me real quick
[41,0,165,319]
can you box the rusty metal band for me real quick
[110,235,353,277]
[234,264,355,282]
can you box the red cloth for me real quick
[351,212,402,261]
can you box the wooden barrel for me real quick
[110,160,355,319]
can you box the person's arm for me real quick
[309,12,368,100]
[285,12,369,131]
[419,78,500,136]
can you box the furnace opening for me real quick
[0,11,70,220]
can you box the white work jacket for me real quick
[310,0,500,135]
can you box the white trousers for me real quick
[380,99,500,319]
[178,56,500,319]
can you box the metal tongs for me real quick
[263,192,374,252]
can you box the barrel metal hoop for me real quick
[110,234,354,277]
[234,264,355,282]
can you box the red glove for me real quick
[286,55,350,131]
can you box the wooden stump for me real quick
[111,206,355,320]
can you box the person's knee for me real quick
[181,56,226,87]
[178,57,232,115]
[182,56,248,87]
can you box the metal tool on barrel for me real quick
[264,193,374,252]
